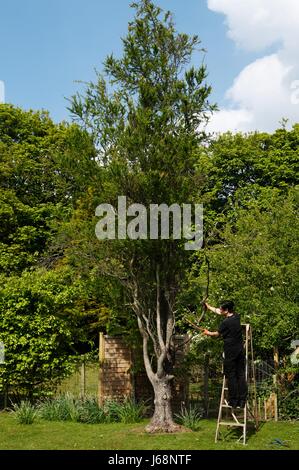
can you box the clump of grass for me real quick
[77,397,107,424]
[38,393,79,422]
[12,400,38,425]
[37,395,147,424]
[104,398,147,424]
[174,404,203,431]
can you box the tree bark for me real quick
[145,376,182,433]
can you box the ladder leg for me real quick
[250,327,259,429]
[215,376,226,443]
[243,404,247,445]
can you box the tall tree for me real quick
[69,0,215,432]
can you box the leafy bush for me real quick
[12,400,38,424]
[174,404,203,431]
[0,269,82,399]
[279,390,299,420]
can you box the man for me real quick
[203,300,247,409]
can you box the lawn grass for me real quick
[0,411,298,450]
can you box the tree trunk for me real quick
[145,377,182,433]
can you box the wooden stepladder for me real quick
[215,324,259,445]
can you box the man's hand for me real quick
[203,329,220,338]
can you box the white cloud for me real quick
[0,81,5,104]
[206,0,299,133]
[208,0,299,51]
[207,109,253,134]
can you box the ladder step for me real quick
[219,421,245,427]
[221,404,247,409]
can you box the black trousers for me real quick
[223,348,248,406]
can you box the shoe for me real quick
[237,400,246,408]
[228,401,238,408]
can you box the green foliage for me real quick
[37,395,147,424]
[0,104,97,275]
[198,128,299,208]
[77,397,107,424]
[12,400,38,424]
[194,127,299,249]
[174,403,203,431]
[38,394,80,422]
[0,104,126,395]
[279,389,299,421]
[203,188,299,353]
[0,268,86,397]
[103,398,148,424]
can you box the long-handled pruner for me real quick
[185,317,205,333]
[196,253,210,324]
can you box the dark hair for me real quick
[220,300,235,313]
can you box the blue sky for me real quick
[1,0,299,132]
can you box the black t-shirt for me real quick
[218,313,243,354]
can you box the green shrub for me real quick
[12,400,38,424]
[279,390,299,420]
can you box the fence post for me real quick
[98,332,105,406]
[203,353,209,417]
[273,375,278,421]
[273,347,279,421]
[80,360,86,400]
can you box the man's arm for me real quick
[205,302,221,315]
[202,329,220,338]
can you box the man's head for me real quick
[220,300,235,315]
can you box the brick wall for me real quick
[100,336,133,402]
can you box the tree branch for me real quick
[143,310,159,357]
[137,316,155,383]
[156,265,166,352]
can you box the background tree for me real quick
[195,126,299,240]
[0,104,98,275]
[205,188,299,355]
[69,0,216,432]
[0,104,105,396]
